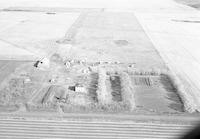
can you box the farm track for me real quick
[64,12,88,42]
[0,119,194,139]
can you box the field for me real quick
[0,41,37,61]
[135,12,200,112]
[175,0,200,9]
[0,118,194,139]
[0,11,80,58]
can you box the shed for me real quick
[75,84,86,93]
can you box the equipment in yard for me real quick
[64,61,71,68]
[24,77,31,83]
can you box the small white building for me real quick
[35,57,50,69]
[75,84,86,93]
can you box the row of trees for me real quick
[120,72,136,111]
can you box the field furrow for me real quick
[0,119,193,139]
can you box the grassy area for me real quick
[175,0,200,8]
[96,68,112,105]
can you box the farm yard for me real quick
[0,9,187,115]
[0,0,200,138]
[0,58,191,114]
[0,5,199,115]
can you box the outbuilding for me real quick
[35,57,50,69]
[75,83,86,93]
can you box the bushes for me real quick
[26,103,58,112]
[62,102,129,113]
[0,88,11,105]
[120,72,135,111]
[96,68,112,105]
[0,78,27,105]
[96,70,136,111]
[128,68,162,76]
[164,72,197,113]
